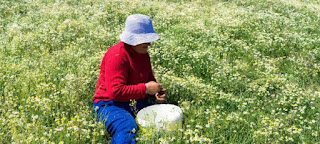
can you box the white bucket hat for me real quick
[120,14,160,46]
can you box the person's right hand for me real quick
[155,92,166,104]
[145,81,161,95]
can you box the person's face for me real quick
[132,43,151,54]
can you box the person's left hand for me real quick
[155,92,166,104]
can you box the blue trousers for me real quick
[93,100,150,144]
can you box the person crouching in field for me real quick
[92,14,166,143]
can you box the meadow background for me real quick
[1,0,320,143]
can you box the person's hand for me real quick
[155,92,166,104]
[145,81,161,95]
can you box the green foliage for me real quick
[0,0,319,143]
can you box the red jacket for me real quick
[93,42,156,103]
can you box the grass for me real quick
[0,0,319,143]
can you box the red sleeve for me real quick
[148,55,157,82]
[105,53,146,101]
[149,69,157,82]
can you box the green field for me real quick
[1,0,320,143]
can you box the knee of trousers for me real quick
[108,113,138,144]
[104,110,138,135]
[113,114,137,133]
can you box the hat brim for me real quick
[120,32,160,46]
